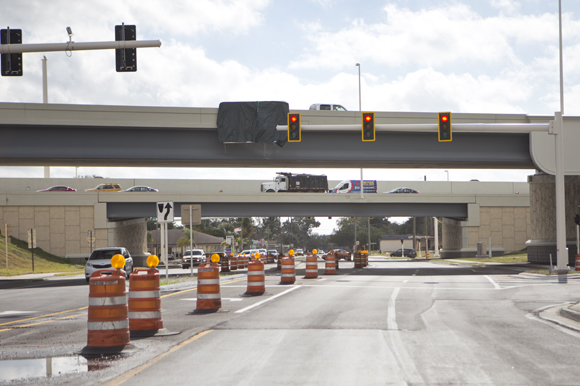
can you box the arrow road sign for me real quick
[156,201,174,223]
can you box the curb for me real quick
[560,303,580,322]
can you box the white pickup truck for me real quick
[309,103,348,111]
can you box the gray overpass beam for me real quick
[106,202,468,220]
[0,124,534,169]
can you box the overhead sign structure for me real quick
[156,202,174,223]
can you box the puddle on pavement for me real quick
[0,354,120,382]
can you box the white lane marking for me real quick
[402,280,408,284]
[0,311,38,316]
[180,298,243,302]
[235,285,302,313]
[484,275,501,289]
[387,287,400,330]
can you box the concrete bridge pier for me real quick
[105,218,150,268]
[526,174,580,266]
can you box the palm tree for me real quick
[177,228,195,255]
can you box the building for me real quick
[149,229,225,257]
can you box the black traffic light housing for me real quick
[288,113,301,142]
[438,112,452,142]
[115,24,137,72]
[362,112,375,141]
[1,28,23,76]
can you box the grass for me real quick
[440,254,528,264]
[0,235,84,276]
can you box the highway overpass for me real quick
[0,178,530,263]
[0,102,579,174]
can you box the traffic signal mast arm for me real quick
[0,39,161,54]
[276,123,550,133]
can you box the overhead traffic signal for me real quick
[1,28,23,76]
[438,112,452,142]
[362,112,375,141]
[288,113,301,142]
[115,24,137,72]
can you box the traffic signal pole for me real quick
[0,39,161,54]
[277,123,550,133]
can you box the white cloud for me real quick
[288,4,569,71]
[490,0,520,14]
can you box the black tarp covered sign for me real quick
[216,101,289,145]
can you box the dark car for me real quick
[385,187,419,194]
[37,185,76,192]
[391,248,417,258]
[121,186,158,192]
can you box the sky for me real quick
[1,0,578,234]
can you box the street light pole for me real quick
[356,63,361,111]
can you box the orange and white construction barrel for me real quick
[280,251,296,284]
[304,249,318,279]
[576,254,580,272]
[196,257,222,311]
[221,254,230,273]
[246,253,265,295]
[231,255,238,271]
[128,256,163,333]
[87,256,130,348]
[325,254,336,275]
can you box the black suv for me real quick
[390,248,417,258]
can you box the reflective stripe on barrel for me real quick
[87,269,130,347]
[280,256,295,284]
[197,263,221,310]
[246,260,265,295]
[128,268,163,331]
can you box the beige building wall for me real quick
[0,205,147,263]
[0,205,103,258]
[466,206,531,254]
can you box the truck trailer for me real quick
[261,172,328,193]
[329,180,377,193]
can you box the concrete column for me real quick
[441,217,463,258]
[106,218,150,267]
[526,173,580,265]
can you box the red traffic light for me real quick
[361,112,375,142]
[441,115,448,122]
[290,115,297,123]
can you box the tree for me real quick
[177,228,194,251]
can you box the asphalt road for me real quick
[1,258,580,385]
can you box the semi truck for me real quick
[261,172,328,193]
[329,180,377,194]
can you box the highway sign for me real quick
[157,201,174,223]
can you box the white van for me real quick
[309,104,347,111]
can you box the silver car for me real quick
[85,247,133,282]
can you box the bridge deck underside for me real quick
[107,202,468,220]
